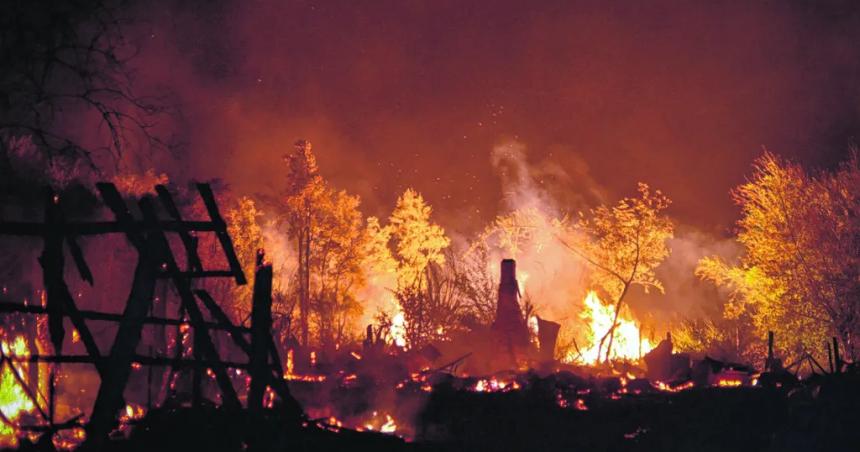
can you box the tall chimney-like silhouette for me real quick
[492,259,529,348]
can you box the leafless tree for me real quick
[0,0,177,173]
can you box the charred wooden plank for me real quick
[65,235,94,285]
[195,183,246,285]
[195,290,251,354]
[155,185,203,272]
[95,183,145,250]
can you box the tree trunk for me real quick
[303,227,311,347]
[599,282,631,363]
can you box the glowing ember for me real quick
[283,349,326,382]
[572,291,653,364]
[359,412,399,436]
[316,416,344,433]
[717,379,743,387]
[286,349,294,375]
[380,414,397,433]
[555,391,588,410]
[118,403,145,425]
[472,377,520,393]
[653,380,695,392]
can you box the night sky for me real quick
[136,0,860,235]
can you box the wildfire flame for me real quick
[0,335,36,448]
[390,311,407,348]
[284,349,327,382]
[572,291,653,364]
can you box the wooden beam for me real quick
[65,235,94,285]
[0,301,251,333]
[157,270,238,279]
[7,354,250,369]
[155,185,203,273]
[0,220,221,236]
[195,183,246,285]
[194,290,251,354]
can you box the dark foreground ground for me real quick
[11,372,860,452]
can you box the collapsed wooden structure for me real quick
[0,183,303,448]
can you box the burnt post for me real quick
[765,331,774,372]
[248,251,273,414]
[832,337,841,374]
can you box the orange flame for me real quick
[570,291,653,364]
[0,335,38,448]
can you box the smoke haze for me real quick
[126,0,860,237]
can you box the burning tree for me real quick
[306,188,370,349]
[281,140,379,349]
[697,151,860,361]
[388,189,451,348]
[561,183,673,363]
[283,140,326,347]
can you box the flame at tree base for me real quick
[569,291,653,364]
